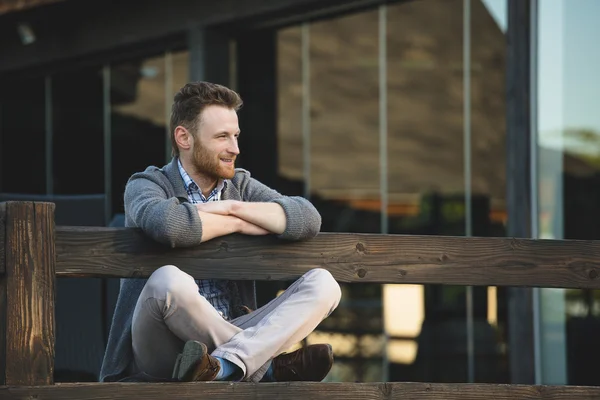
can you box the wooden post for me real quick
[0,202,6,385]
[3,201,56,385]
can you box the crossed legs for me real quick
[131,265,341,381]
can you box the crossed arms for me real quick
[124,167,321,247]
[195,200,286,242]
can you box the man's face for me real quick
[190,105,240,180]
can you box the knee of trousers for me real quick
[304,268,342,312]
[145,264,198,299]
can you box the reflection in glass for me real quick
[167,50,190,160]
[277,26,303,188]
[0,77,46,194]
[277,10,383,382]
[110,54,167,217]
[537,0,600,386]
[385,0,466,383]
[275,0,510,383]
[309,10,382,383]
[384,0,507,383]
[470,0,508,384]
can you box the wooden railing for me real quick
[1,201,600,399]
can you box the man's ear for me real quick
[174,126,193,152]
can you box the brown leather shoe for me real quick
[272,344,333,381]
[172,340,220,382]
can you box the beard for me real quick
[191,142,236,180]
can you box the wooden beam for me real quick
[54,226,600,289]
[0,202,5,274]
[2,382,600,399]
[0,202,5,385]
[4,202,55,385]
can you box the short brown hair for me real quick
[170,81,243,157]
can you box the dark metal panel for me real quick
[506,0,535,384]
[235,29,278,190]
[188,28,231,85]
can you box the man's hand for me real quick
[195,200,235,216]
[195,200,287,236]
[238,219,270,235]
[196,210,269,242]
[230,201,287,235]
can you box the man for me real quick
[99,81,341,383]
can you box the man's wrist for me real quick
[228,200,243,216]
[235,215,249,233]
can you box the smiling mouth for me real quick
[220,158,234,163]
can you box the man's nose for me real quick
[228,139,240,155]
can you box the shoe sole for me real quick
[172,340,208,381]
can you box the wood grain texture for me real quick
[0,275,5,386]
[0,281,4,385]
[0,202,5,275]
[0,202,6,384]
[5,202,55,385]
[2,382,600,400]
[55,226,600,289]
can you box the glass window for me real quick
[272,0,509,384]
[167,50,190,159]
[277,10,384,382]
[308,10,383,383]
[385,0,508,383]
[385,0,467,383]
[309,11,381,235]
[277,26,303,191]
[110,54,168,217]
[470,0,508,384]
[537,0,600,386]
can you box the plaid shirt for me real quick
[178,159,230,320]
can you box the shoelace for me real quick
[207,357,220,374]
[277,352,306,379]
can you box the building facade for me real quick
[0,0,598,386]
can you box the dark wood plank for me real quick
[0,202,5,385]
[54,226,600,289]
[0,202,6,274]
[0,275,4,387]
[2,382,600,400]
[5,202,55,385]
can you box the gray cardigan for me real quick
[99,157,321,382]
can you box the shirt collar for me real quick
[177,158,226,196]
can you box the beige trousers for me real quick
[131,265,341,382]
